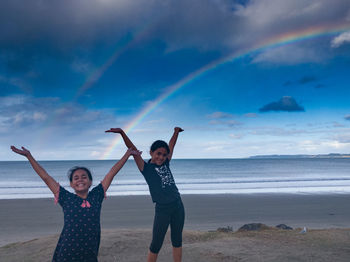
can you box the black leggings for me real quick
[149,199,185,254]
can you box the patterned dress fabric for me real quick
[52,184,104,262]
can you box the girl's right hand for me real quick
[127,148,142,156]
[10,146,31,157]
[105,128,123,134]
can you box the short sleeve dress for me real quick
[52,184,105,262]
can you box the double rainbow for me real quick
[101,22,350,159]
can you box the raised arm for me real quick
[105,128,145,171]
[168,127,184,161]
[101,148,141,192]
[10,146,59,195]
[105,128,137,149]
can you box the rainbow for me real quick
[101,22,350,159]
[75,27,155,99]
[35,20,158,147]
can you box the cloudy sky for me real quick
[2,0,350,160]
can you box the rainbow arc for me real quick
[101,22,350,159]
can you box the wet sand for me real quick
[1,193,350,247]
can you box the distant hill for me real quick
[249,153,350,159]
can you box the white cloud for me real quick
[71,59,95,74]
[204,145,224,152]
[0,95,27,106]
[10,111,46,124]
[332,122,345,128]
[207,111,233,119]
[334,133,350,143]
[331,31,350,48]
[294,136,350,153]
[206,111,240,128]
[209,119,240,127]
[0,95,119,159]
[298,140,320,152]
[253,45,325,65]
[248,126,308,137]
[244,113,257,118]
[202,140,230,153]
[33,112,47,121]
[229,133,243,139]
[235,0,303,28]
[90,150,101,157]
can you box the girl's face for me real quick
[150,147,168,166]
[70,169,92,194]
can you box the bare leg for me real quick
[172,247,182,262]
[147,251,158,262]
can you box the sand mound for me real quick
[1,228,350,262]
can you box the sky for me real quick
[1,0,350,160]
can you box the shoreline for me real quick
[2,190,350,199]
[1,193,350,247]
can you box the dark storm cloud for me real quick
[0,0,349,92]
[0,0,146,48]
[238,0,350,64]
[149,0,350,56]
[1,0,349,57]
[0,0,153,73]
[259,96,305,112]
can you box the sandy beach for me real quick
[1,193,350,261]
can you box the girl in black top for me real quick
[106,127,185,262]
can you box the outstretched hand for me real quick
[127,148,142,156]
[105,128,123,134]
[174,127,184,133]
[11,146,31,157]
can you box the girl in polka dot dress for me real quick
[11,145,140,262]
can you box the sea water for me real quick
[1,158,350,199]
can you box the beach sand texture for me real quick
[1,194,350,261]
[1,228,350,261]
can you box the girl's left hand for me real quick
[174,127,184,133]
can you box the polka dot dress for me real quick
[52,184,105,262]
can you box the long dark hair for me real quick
[150,140,170,153]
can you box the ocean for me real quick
[1,158,350,199]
